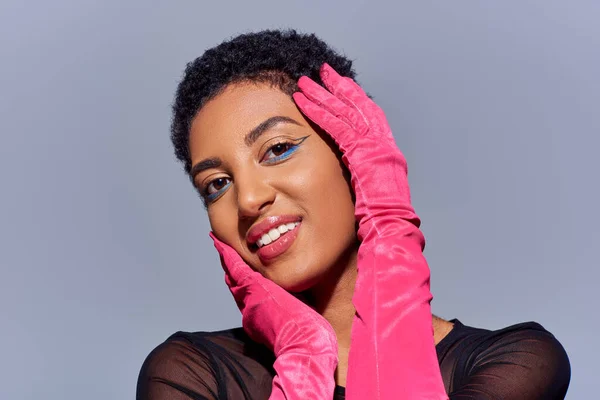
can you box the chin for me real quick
[263,261,324,293]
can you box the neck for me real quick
[300,245,455,388]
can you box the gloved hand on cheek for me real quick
[210,233,339,400]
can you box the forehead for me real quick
[189,83,301,151]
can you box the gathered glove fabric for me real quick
[210,233,339,400]
[293,64,448,400]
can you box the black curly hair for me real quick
[170,29,357,175]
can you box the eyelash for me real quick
[203,177,232,204]
[201,136,308,205]
[261,139,302,164]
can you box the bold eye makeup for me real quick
[202,176,232,204]
[260,135,310,165]
[200,135,310,206]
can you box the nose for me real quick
[235,171,276,219]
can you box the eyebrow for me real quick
[190,115,303,179]
[245,115,302,146]
[190,157,222,179]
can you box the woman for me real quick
[137,30,570,399]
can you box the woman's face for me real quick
[189,82,357,292]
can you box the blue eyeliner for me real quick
[203,135,310,205]
[205,180,232,203]
[263,136,310,165]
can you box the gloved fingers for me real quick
[297,75,368,134]
[217,255,232,285]
[320,63,372,113]
[321,63,392,137]
[293,92,357,150]
[209,232,251,285]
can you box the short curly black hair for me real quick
[170,29,356,175]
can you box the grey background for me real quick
[1,1,597,398]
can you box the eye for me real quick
[264,142,293,160]
[202,177,232,205]
[261,137,308,165]
[205,177,231,195]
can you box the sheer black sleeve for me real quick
[136,330,275,400]
[138,321,570,399]
[438,321,571,400]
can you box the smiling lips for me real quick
[247,215,302,262]
[256,222,300,247]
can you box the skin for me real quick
[188,81,454,387]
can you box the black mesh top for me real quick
[137,319,570,399]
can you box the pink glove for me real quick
[210,233,338,399]
[294,65,448,399]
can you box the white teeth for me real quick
[268,228,280,241]
[260,233,272,246]
[255,222,300,248]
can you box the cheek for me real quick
[208,207,241,250]
[286,150,355,235]
[208,204,265,272]
[316,160,356,239]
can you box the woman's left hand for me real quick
[294,64,448,400]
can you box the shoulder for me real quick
[438,319,570,364]
[472,321,570,377]
[438,320,571,399]
[138,330,222,377]
[137,328,275,400]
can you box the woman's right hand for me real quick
[210,233,339,400]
